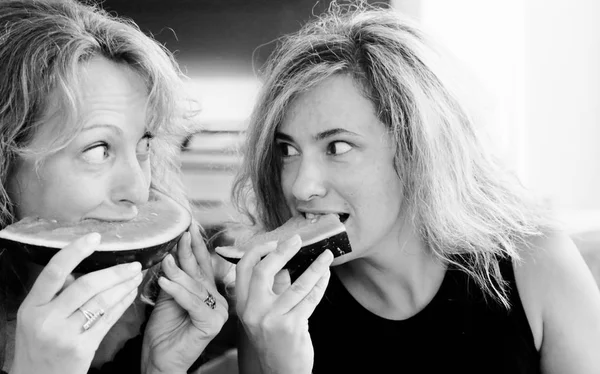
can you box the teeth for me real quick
[305,213,317,220]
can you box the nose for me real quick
[111,155,150,207]
[290,155,327,202]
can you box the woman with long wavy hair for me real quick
[230,2,600,373]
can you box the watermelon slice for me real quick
[0,190,192,273]
[215,214,351,280]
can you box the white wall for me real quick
[392,0,600,212]
[523,0,600,211]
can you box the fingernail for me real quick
[318,250,333,264]
[86,232,101,245]
[128,262,142,272]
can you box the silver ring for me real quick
[204,292,216,310]
[79,307,105,331]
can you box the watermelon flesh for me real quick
[216,214,351,281]
[0,190,192,272]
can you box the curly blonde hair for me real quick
[0,0,198,364]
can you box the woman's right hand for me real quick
[9,233,143,374]
[235,234,333,374]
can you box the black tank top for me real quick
[309,258,540,373]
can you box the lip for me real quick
[296,209,350,223]
[82,205,140,223]
[81,216,136,223]
[82,212,138,223]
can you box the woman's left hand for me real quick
[141,224,229,374]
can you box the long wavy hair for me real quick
[232,1,552,309]
[0,0,197,366]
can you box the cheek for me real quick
[16,159,110,221]
[353,165,403,219]
[279,165,296,204]
[142,162,152,188]
[40,174,106,220]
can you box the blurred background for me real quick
[98,1,599,372]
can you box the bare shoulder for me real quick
[513,230,600,373]
[514,231,599,314]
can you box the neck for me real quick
[335,221,447,320]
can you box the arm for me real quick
[237,321,264,374]
[514,231,600,374]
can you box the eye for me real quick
[136,132,153,160]
[82,143,109,164]
[326,141,352,156]
[277,142,300,157]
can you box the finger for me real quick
[176,232,199,277]
[53,261,142,316]
[26,233,101,306]
[253,234,302,282]
[289,269,331,319]
[158,276,226,316]
[189,222,214,279]
[86,287,139,342]
[272,269,291,295]
[162,253,206,298]
[248,235,302,298]
[178,230,216,295]
[58,274,76,294]
[275,249,333,313]
[69,272,143,332]
[235,240,279,306]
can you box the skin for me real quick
[7,56,227,374]
[515,233,600,373]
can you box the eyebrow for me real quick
[81,123,124,135]
[275,128,359,142]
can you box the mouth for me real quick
[301,211,349,224]
[81,215,137,223]
[82,207,140,223]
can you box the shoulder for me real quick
[513,230,600,371]
[514,231,599,315]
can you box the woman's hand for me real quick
[236,234,333,374]
[141,224,229,374]
[10,233,143,374]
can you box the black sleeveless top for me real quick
[308,259,540,373]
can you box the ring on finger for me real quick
[203,292,216,310]
[79,307,105,331]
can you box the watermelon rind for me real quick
[0,190,192,273]
[215,214,352,281]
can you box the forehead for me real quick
[280,74,383,136]
[31,57,149,147]
[78,56,148,109]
